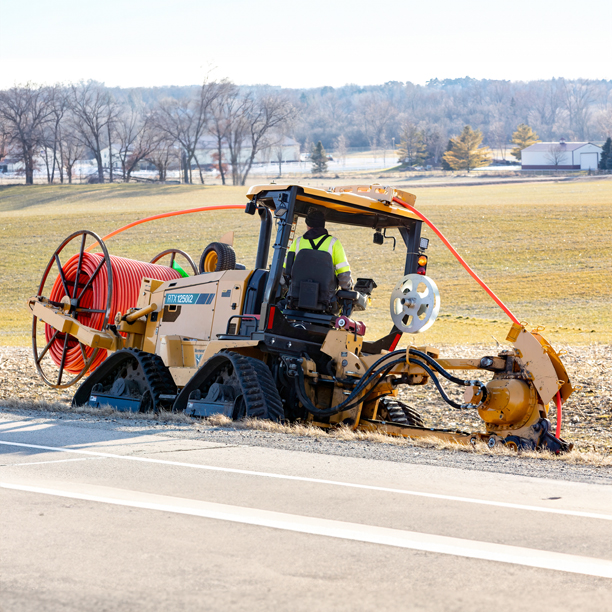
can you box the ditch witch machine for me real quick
[29,184,574,452]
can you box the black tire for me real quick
[199,242,236,273]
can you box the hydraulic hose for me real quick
[46,253,181,374]
[409,348,471,386]
[408,348,487,402]
[392,196,520,325]
[408,358,486,410]
[294,355,407,418]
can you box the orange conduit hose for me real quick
[392,196,520,326]
[47,253,181,373]
[85,204,246,252]
[555,391,563,438]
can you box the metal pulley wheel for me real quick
[32,229,113,388]
[150,249,197,276]
[390,274,440,334]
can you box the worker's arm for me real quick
[332,240,353,290]
[283,238,298,271]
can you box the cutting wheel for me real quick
[390,274,440,333]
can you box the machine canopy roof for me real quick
[246,184,419,229]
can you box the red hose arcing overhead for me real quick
[46,253,181,374]
[392,196,520,325]
[85,204,246,252]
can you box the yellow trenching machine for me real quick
[30,184,574,452]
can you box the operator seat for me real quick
[286,249,365,316]
[287,249,337,312]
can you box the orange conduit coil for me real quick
[392,196,520,325]
[46,253,181,373]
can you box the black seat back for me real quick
[288,249,337,311]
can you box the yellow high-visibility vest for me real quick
[288,234,350,275]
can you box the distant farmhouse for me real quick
[521,140,602,170]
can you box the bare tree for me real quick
[146,137,177,182]
[114,105,159,181]
[488,121,508,159]
[154,81,222,184]
[0,84,53,184]
[61,131,85,184]
[545,143,568,167]
[69,82,117,182]
[356,93,396,158]
[596,107,612,139]
[225,91,295,185]
[0,120,9,164]
[208,81,238,185]
[561,79,595,140]
[37,86,69,183]
[334,134,347,166]
[419,123,444,165]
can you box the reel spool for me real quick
[390,274,440,334]
[33,230,182,388]
[150,249,198,276]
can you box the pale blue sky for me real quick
[0,0,610,88]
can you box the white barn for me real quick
[521,141,602,170]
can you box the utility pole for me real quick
[107,122,113,183]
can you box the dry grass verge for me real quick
[2,397,610,467]
[201,414,612,467]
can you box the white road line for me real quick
[7,457,105,467]
[2,480,612,579]
[1,439,610,522]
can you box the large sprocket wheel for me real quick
[199,242,236,273]
[380,397,425,428]
[174,352,284,422]
[32,230,113,388]
[150,249,197,276]
[390,274,440,334]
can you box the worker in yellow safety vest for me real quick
[287,208,353,290]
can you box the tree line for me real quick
[0,81,294,185]
[1,77,611,184]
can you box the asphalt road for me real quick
[1,413,612,611]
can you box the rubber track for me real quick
[135,349,178,410]
[223,352,284,422]
[73,348,176,411]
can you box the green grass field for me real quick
[1,180,611,347]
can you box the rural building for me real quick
[194,135,300,167]
[521,141,602,170]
